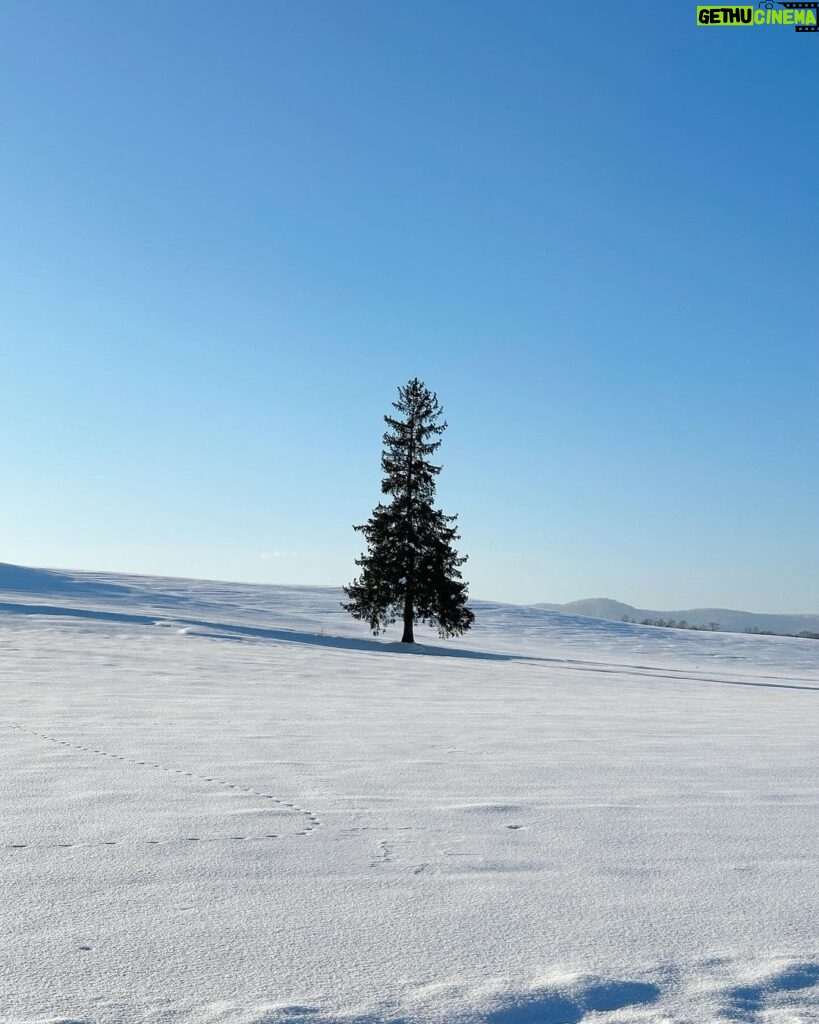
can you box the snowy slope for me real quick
[1,565,817,1024]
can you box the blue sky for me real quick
[1,1,817,611]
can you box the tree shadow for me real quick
[0,600,521,661]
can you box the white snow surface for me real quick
[1,565,817,1024]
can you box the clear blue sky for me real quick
[1,1,817,611]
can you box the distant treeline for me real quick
[744,626,819,640]
[622,616,819,640]
[622,616,720,631]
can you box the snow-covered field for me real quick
[1,565,817,1024]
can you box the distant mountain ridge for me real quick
[3,562,818,639]
[535,598,819,636]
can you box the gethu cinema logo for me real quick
[697,3,818,28]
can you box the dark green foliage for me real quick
[637,617,720,631]
[343,378,474,643]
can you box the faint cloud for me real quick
[260,550,301,559]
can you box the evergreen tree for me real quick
[343,378,474,643]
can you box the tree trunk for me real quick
[401,589,414,643]
[401,412,415,644]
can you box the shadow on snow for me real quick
[0,600,521,661]
[255,978,662,1024]
[724,962,819,1018]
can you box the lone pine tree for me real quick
[343,378,474,644]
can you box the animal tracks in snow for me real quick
[4,833,287,851]
[3,721,322,845]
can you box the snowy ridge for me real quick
[1,565,817,1023]
[2,562,818,674]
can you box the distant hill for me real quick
[535,598,819,637]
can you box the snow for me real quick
[1,565,817,1023]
